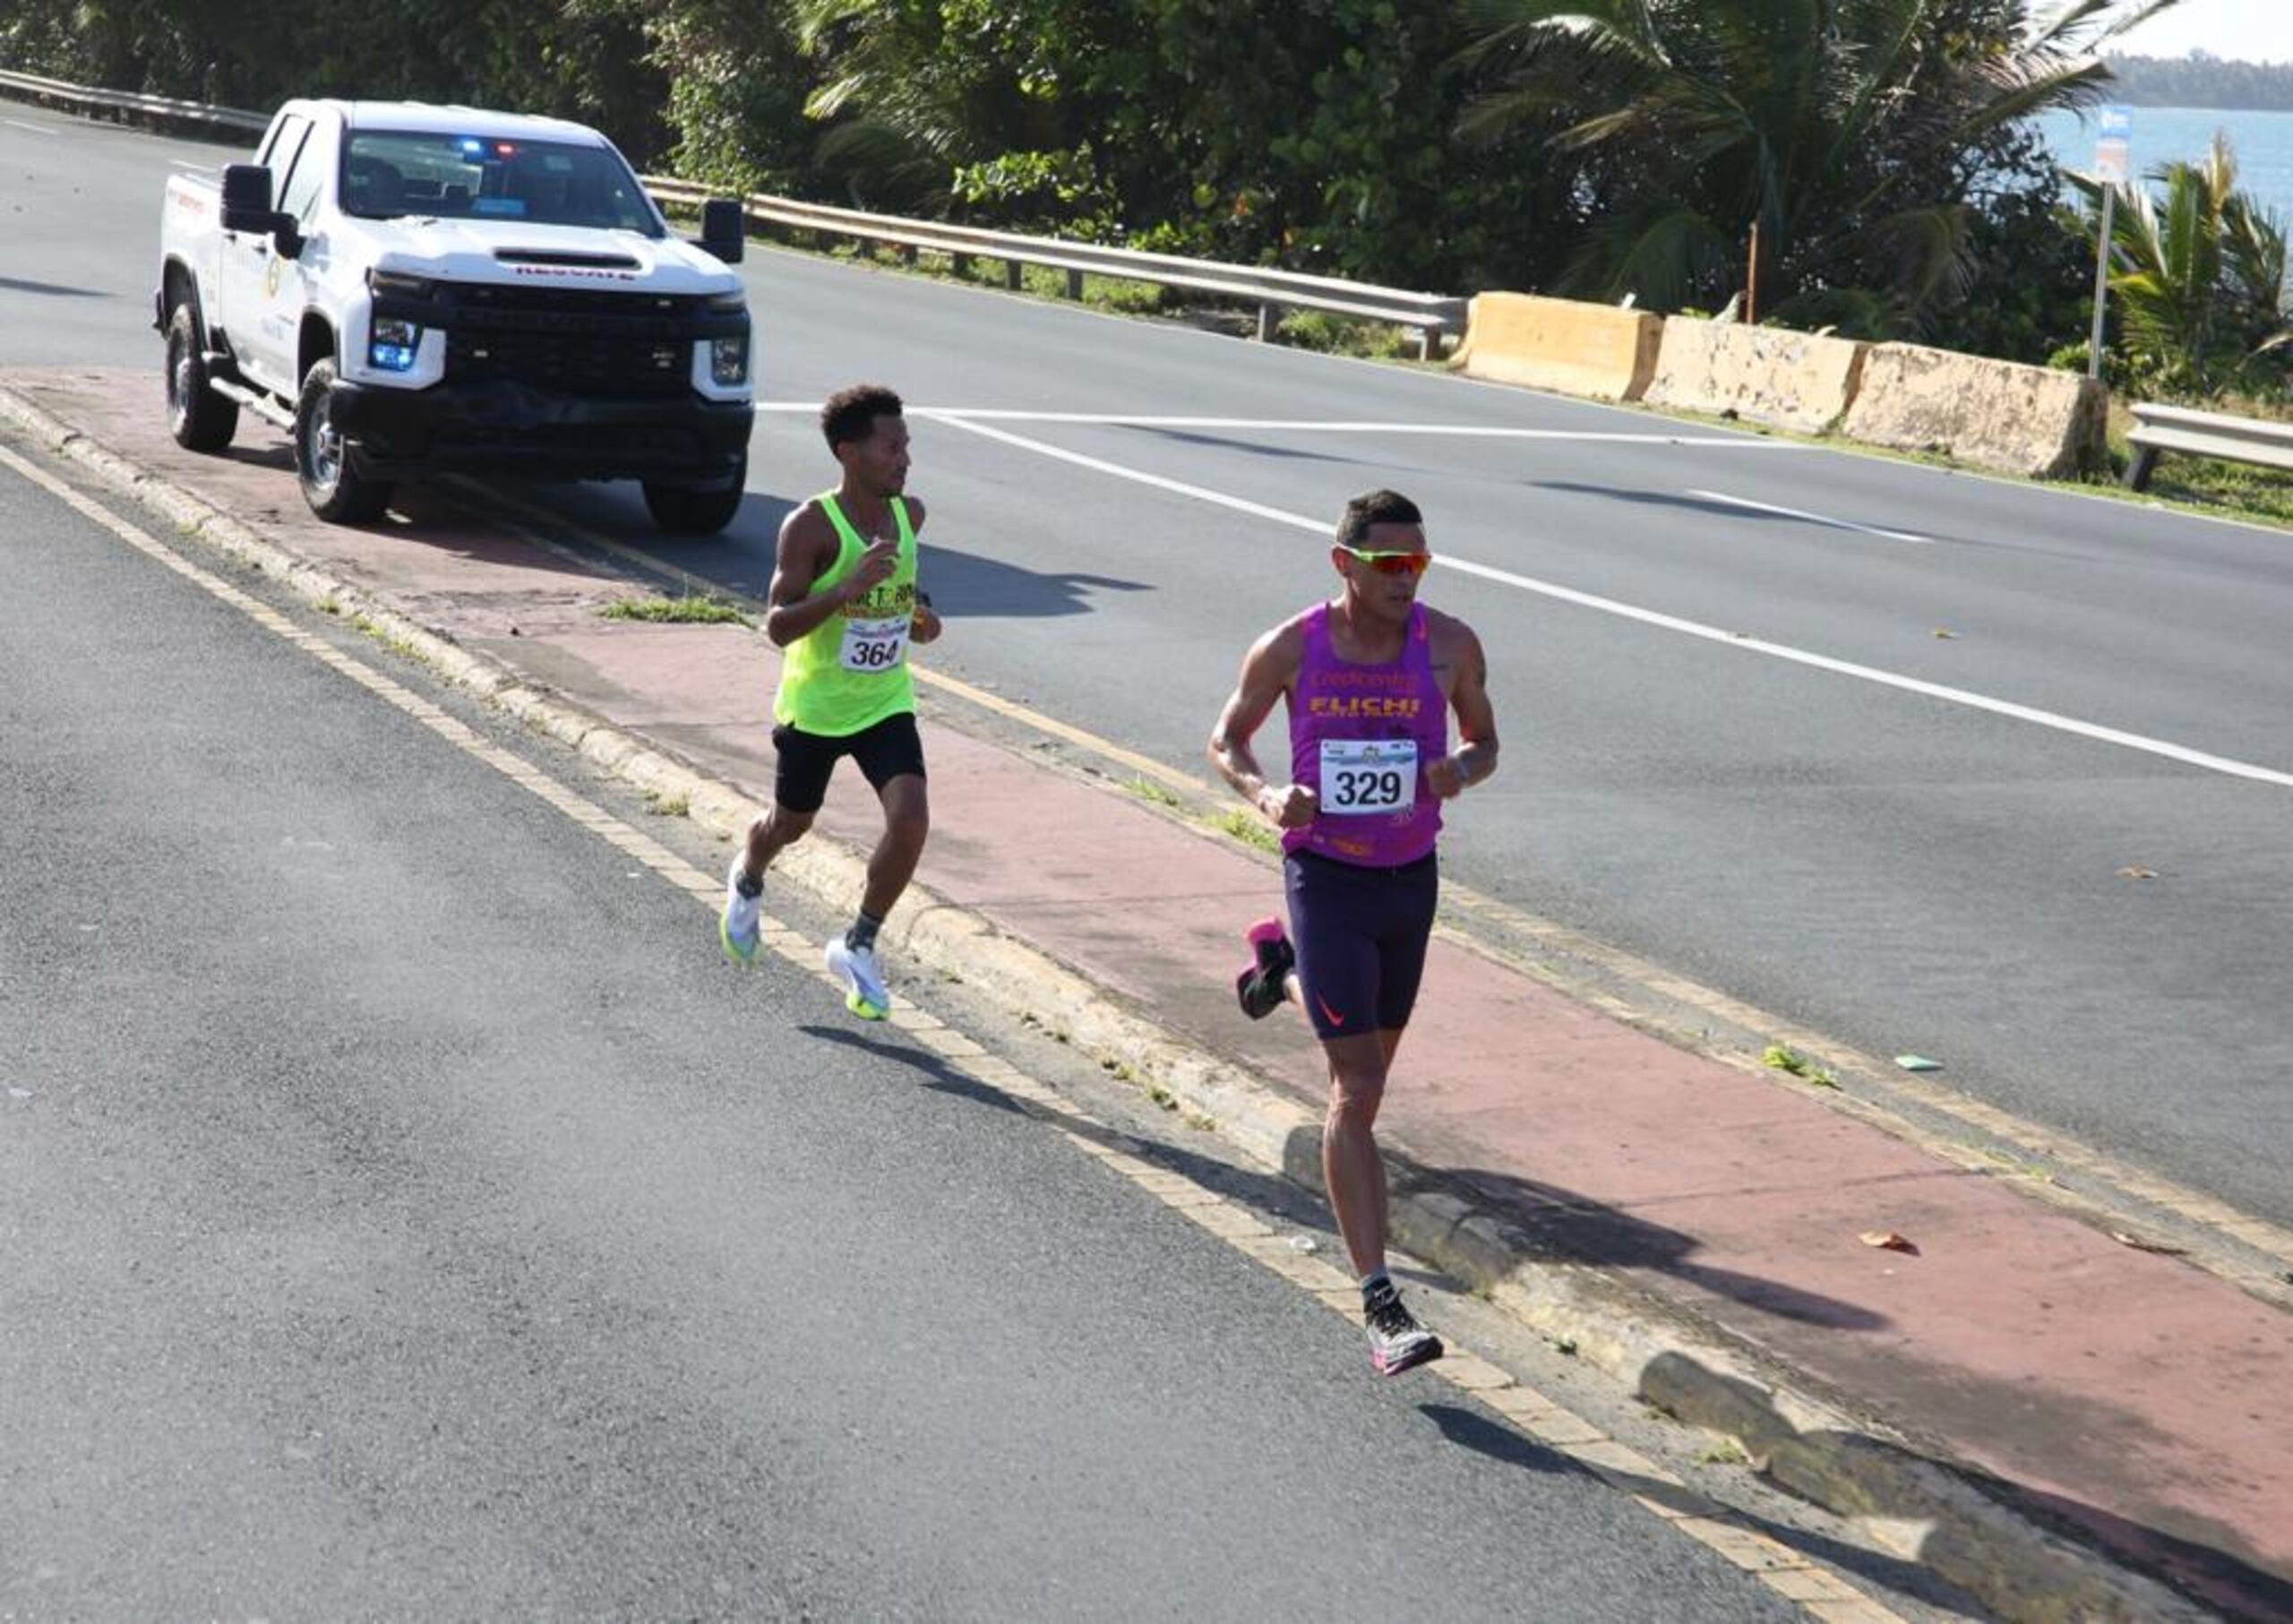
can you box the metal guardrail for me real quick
[0,64,1464,360]
[0,66,267,134]
[2126,401,2293,491]
[644,177,1467,359]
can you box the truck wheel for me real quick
[642,455,747,536]
[165,305,238,452]
[294,357,392,524]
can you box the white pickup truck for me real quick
[157,99,755,533]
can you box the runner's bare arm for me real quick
[763,505,886,648]
[1427,622,1498,798]
[903,497,942,645]
[1209,623,1316,828]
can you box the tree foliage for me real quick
[0,0,2231,371]
[2102,50,2293,113]
[2072,133,2292,395]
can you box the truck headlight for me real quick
[710,333,749,386]
[369,317,421,373]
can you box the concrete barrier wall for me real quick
[1842,343,2109,479]
[1645,320,1868,434]
[1451,292,1663,401]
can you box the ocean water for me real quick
[2036,105,2293,225]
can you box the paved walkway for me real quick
[12,368,2292,1619]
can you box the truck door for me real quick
[261,120,336,391]
[219,112,312,392]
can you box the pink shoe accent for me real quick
[1245,917,1285,948]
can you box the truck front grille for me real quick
[446,327,691,397]
[435,286,719,399]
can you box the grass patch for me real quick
[316,595,342,615]
[2065,398,2293,531]
[1695,1439,1749,1466]
[602,594,751,626]
[348,614,426,665]
[1275,306,1422,361]
[1144,1083,1180,1111]
[1124,776,1183,808]
[1211,808,1282,853]
[1761,1043,1838,1088]
[642,789,691,818]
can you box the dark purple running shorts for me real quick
[1283,847,1439,1041]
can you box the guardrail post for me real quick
[953,253,973,279]
[1413,327,1431,363]
[2126,444,2160,493]
[1065,269,1085,301]
[1257,302,1276,343]
[1005,259,1023,291]
[899,244,918,268]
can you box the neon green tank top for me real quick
[772,491,919,737]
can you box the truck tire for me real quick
[293,357,392,524]
[165,305,238,452]
[642,454,747,536]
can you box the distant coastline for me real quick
[2101,54,2293,113]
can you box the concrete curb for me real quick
[0,384,2219,1622]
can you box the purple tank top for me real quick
[1285,601,1448,867]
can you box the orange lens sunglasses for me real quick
[1338,545,1431,578]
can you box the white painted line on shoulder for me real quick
[3,118,59,135]
[1685,488,1933,544]
[927,414,2293,794]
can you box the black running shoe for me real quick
[1363,1282,1444,1377]
[1234,917,1295,1020]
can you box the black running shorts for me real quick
[1284,847,1439,1041]
[771,710,926,814]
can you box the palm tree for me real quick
[1457,0,2188,331]
[2074,133,2293,394]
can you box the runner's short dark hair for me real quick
[822,383,904,451]
[1336,489,1423,551]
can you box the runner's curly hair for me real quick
[821,383,904,452]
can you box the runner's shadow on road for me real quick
[924,548,1152,621]
[1412,1161,1888,1333]
[792,1025,1344,1230]
[795,1023,1027,1114]
[1415,1402,1974,1611]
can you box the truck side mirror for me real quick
[698,198,745,266]
[220,163,276,236]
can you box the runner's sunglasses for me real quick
[1337,545,1432,578]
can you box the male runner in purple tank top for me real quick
[1208,489,1499,1376]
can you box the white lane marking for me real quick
[167,159,217,175]
[2,118,59,136]
[926,413,2293,793]
[751,400,1798,446]
[1685,488,1933,545]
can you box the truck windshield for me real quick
[340,131,663,236]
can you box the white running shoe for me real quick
[825,936,891,1019]
[721,860,762,966]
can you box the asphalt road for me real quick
[0,451,1809,1619]
[4,109,2289,1235]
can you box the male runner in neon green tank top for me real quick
[718,384,942,1018]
